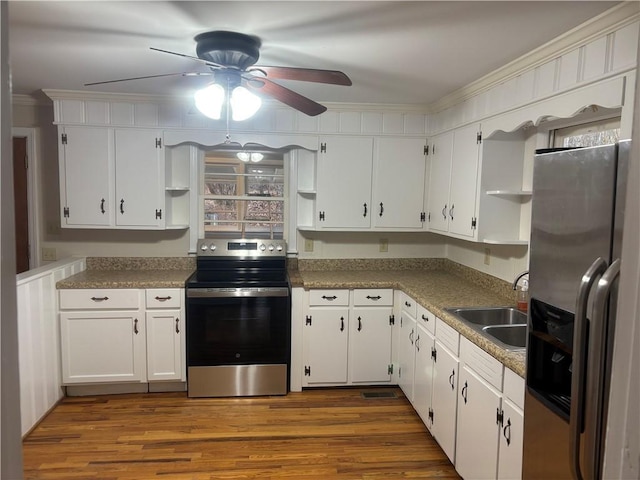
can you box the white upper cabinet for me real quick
[114,129,164,228]
[316,136,373,229]
[59,126,113,227]
[372,137,427,229]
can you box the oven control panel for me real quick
[197,239,287,257]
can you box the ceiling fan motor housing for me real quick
[195,31,261,69]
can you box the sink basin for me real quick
[482,324,527,349]
[445,307,526,326]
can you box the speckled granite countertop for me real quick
[56,257,195,289]
[290,258,526,377]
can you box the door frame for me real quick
[12,127,40,269]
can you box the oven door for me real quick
[186,287,291,397]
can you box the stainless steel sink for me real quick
[445,307,526,326]
[482,324,527,349]
[444,306,528,351]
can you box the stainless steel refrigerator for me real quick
[522,140,629,479]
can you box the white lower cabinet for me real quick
[304,307,349,384]
[397,293,417,401]
[350,306,393,383]
[413,322,435,428]
[145,289,185,382]
[497,398,524,480]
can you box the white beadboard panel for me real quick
[404,114,427,135]
[582,36,609,81]
[158,103,183,128]
[471,91,489,123]
[382,112,403,134]
[339,111,362,133]
[296,111,319,133]
[611,21,640,72]
[134,103,159,126]
[182,109,209,129]
[534,59,558,98]
[111,102,135,125]
[275,109,295,132]
[319,111,339,133]
[59,99,85,124]
[515,70,536,105]
[362,112,383,134]
[85,101,109,125]
[558,49,581,91]
[501,77,519,111]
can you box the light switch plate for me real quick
[379,238,388,252]
[42,247,57,262]
[484,248,491,265]
[304,239,314,252]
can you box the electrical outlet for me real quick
[42,247,57,262]
[379,238,388,253]
[484,248,491,265]
[304,239,314,252]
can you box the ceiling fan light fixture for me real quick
[236,151,264,163]
[230,86,262,121]
[194,83,224,119]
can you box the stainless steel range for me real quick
[185,239,290,397]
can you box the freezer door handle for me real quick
[584,259,620,480]
[570,257,607,480]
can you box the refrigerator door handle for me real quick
[583,258,621,480]
[570,257,607,480]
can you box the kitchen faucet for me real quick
[512,270,529,290]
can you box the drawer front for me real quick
[353,289,393,306]
[435,317,460,355]
[146,289,182,309]
[308,289,350,306]
[399,292,417,318]
[460,336,503,390]
[503,367,525,409]
[59,289,141,310]
[416,304,436,335]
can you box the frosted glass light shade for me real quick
[194,84,224,119]
[230,86,262,121]
[236,152,264,163]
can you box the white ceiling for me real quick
[8,1,618,109]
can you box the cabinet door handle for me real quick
[415,334,420,351]
[442,204,447,220]
[100,198,105,214]
[134,318,139,335]
[340,316,345,332]
[175,318,180,334]
[120,199,125,214]
[503,418,512,446]
[461,380,468,402]
[90,296,109,302]
[155,296,172,301]
[357,316,362,331]
[449,204,455,220]
[321,295,337,301]
[404,301,411,307]
[421,314,429,322]
[366,295,381,300]
[449,369,456,389]
[379,202,384,217]
[363,203,367,217]
[409,329,414,345]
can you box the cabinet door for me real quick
[427,131,454,233]
[60,126,113,227]
[414,324,435,429]
[431,341,459,464]
[349,307,392,383]
[372,137,426,228]
[146,311,183,381]
[316,136,373,228]
[60,311,146,384]
[304,308,349,384]
[456,364,501,480]
[397,314,416,402]
[498,398,524,480]
[449,123,480,238]
[115,129,164,227]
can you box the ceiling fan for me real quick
[85,31,352,117]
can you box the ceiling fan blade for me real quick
[150,47,229,69]
[84,72,213,86]
[250,66,352,86]
[244,76,327,116]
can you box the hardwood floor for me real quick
[23,387,460,479]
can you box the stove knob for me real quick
[276,245,283,252]
[209,244,216,251]
[268,244,275,252]
[259,244,266,252]
[200,244,208,251]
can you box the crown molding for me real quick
[428,1,640,114]
[12,93,46,106]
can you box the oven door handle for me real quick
[187,287,290,298]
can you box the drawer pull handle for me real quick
[134,318,139,335]
[404,301,411,307]
[421,314,429,321]
[155,296,172,301]
[321,295,337,301]
[91,296,109,302]
[120,199,125,214]
[100,198,105,214]
[340,316,345,332]
[366,295,381,300]
[357,316,362,331]
[175,318,180,334]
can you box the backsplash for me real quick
[86,257,195,270]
